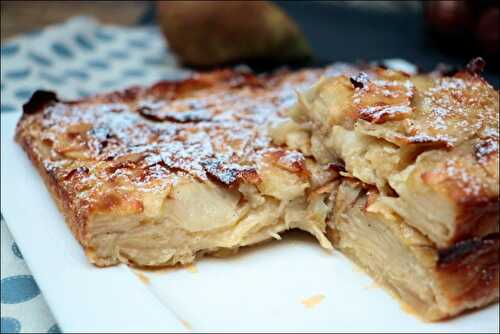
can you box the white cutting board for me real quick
[1,111,498,333]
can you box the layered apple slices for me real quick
[272,60,499,320]
[16,60,499,320]
[16,68,335,267]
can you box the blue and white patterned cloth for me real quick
[1,218,59,333]
[1,16,188,333]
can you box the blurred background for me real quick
[1,1,499,84]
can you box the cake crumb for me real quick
[180,319,192,330]
[400,302,419,318]
[133,270,150,284]
[301,294,325,309]
[186,264,198,273]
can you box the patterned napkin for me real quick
[1,16,188,333]
[1,218,59,333]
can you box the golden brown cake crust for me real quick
[15,67,333,266]
[436,233,499,309]
[286,61,499,247]
[274,60,499,320]
[16,126,88,243]
[331,179,499,321]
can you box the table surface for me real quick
[1,1,148,42]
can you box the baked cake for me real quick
[272,59,499,320]
[16,68,335,267]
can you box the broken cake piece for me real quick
[331,179,498,321]
[15,60,498,321]
[272,60,499,320]
[284,60,499,247]
[15,68,335,267]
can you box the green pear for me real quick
[156,1,311,67]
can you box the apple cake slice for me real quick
[285,59,499,248]
[272,60,499,320]
[331,179,498,321]
[16,68,336,267]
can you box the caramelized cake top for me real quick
[16,68,326,225]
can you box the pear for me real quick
[156,0,311,67]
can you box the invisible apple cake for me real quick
[272,59,499,320]
[16,68,336,267]
[16,60,498,321]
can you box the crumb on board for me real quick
[133,270,150,284]
[400,302,419,318]
[180,319,192,330]
[185,264,198,273]
[301,294,325,309]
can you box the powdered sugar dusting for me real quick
[474,138,499,164]
[18,68,326,210]
[406,133,455,146]
[352,75,414,123]
[278,150,304,166]
[443,158,483,197]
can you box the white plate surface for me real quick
[1,111,499,333]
